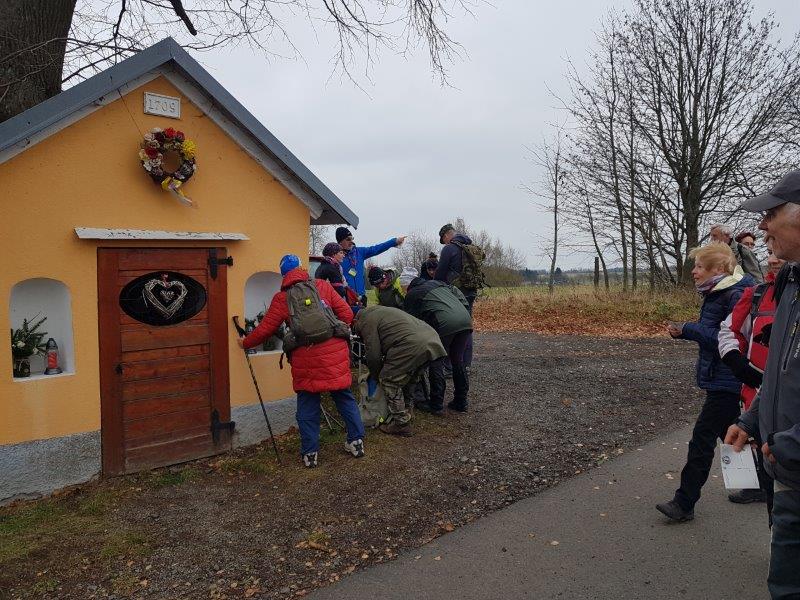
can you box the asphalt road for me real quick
[309,424,770,600]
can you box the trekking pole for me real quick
[232,316,281,465]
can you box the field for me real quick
[474,285,700,336]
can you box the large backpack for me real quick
[282,280,349,354]
[451,240,487,291]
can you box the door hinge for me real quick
[208,248,233,280]
[211,409,235,443]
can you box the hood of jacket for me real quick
[281,267,309,290]
[451,233,473,245]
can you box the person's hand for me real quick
[666,322,683,338]
[724,424,749,451]
[236,337,245,350]
[396,236,407,246]
[762,442,777,464]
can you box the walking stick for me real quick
[233,316,281,465]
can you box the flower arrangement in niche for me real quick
[10,315,48,377]
[138,127,198,208]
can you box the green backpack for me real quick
[451,240,487,291]
[282,280,349,354]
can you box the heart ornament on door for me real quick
[143,274,189,319]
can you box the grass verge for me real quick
[475,285,699,336]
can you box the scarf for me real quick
[696,273,727,295]
[324,256,349,288]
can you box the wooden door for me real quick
[98,248,231,475]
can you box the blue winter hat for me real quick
[279,254,301,276]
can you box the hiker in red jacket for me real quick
[719,241,787,505]
[236,254,365,468]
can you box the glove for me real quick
[753,323,772,347]
[722,350,763,389]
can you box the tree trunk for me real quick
[0,0,77,122]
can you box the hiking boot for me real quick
[302,452,318,468]
[728,489,766,504]
[656,500,694,522]
[378,422,414,437]
[447,400,468,413]
[344,439,365,458]
[416,402,445,416]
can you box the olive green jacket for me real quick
[353,306,446,380]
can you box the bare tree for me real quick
[308,224,334,256]
[0,0,472,121]
[390,229,438,273]
[559,0,800,286]
[525,125,566,294]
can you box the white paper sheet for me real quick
[719,443,760,490]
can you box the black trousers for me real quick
[429,330,470,410]
[674,389,741,511]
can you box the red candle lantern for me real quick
[44,338,63,375]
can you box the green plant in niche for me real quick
[10,315,48,377]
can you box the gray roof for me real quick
[0,37,357,227]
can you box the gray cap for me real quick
[742,169,800,212]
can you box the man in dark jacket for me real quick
[725,169,800,598]
[435,224,478,368]
[404,278,473,413]
[352,306,446,436]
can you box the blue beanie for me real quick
[279,254,301,276]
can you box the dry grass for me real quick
[474,285,700,337]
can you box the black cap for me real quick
[336,227,353,242]
[439,223,455,244]
[367,266,386,286]
[742,170,800,212]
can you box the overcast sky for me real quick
[198,0,800,270]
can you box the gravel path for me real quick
[1,333,699,599]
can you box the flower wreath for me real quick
[139,127,197,207]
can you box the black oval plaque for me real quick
[119,271,207,326]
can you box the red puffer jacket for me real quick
[242,268,353,393]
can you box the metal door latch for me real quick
[208,249,233,280]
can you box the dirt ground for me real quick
[0,332,699,599]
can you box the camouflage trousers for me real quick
[380,364,428,425]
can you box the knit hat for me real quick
[368,266,386,286]
[424,257,439,271]
[279,254,301,276]
[439,224,455,244]
[336,227,353,242]
[322,242,342,257]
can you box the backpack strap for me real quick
[750,282,770,321]
[774,263,793,305]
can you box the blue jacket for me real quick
[341,238,398,296]
[680,275,754,392]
